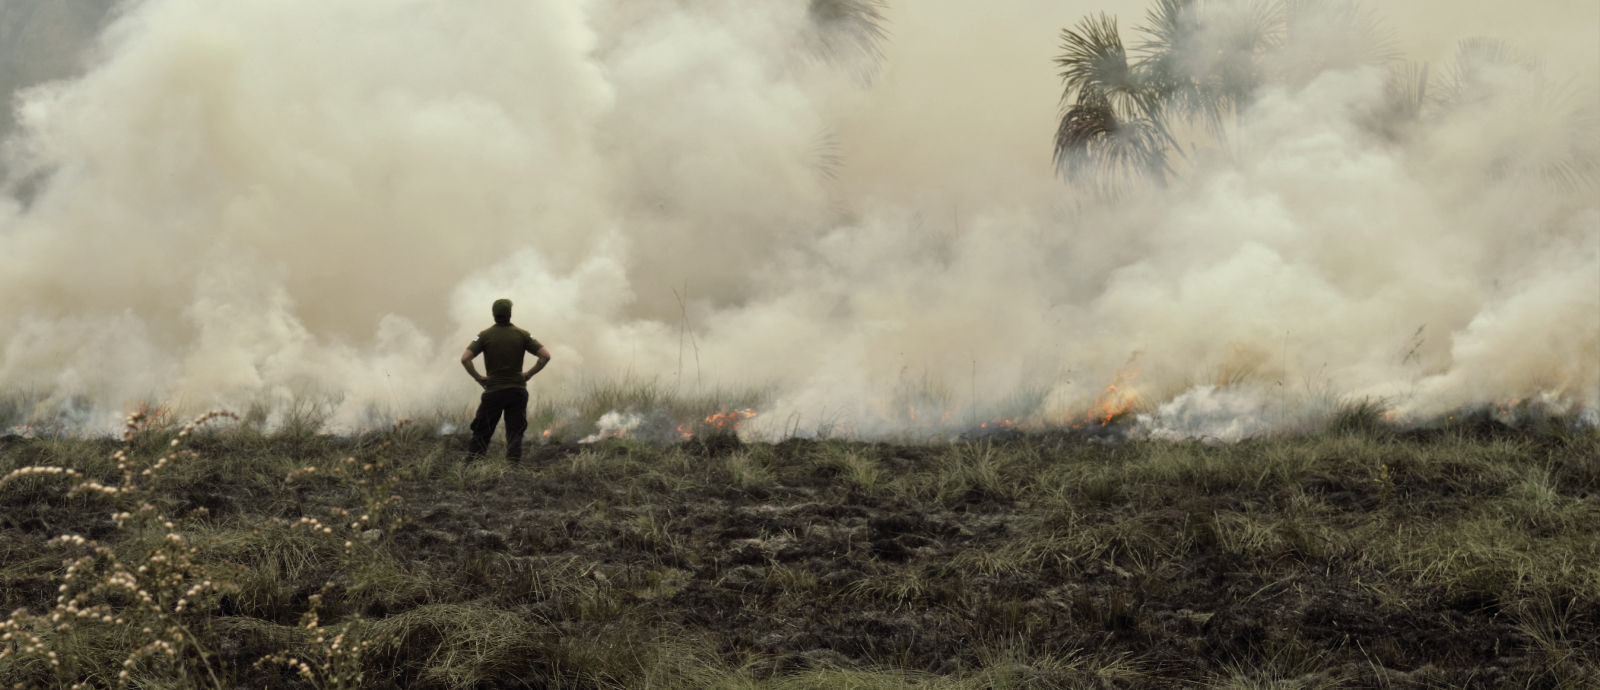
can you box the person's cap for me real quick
[492,298,513,320]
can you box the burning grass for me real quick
[0,395,1596,688]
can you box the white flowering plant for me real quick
[0,409,238,688]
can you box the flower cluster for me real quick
[0,410,409,687]
[253,583,387,689]
[0,465,83,484]
[285,422,411,551]
[0,408,239,688]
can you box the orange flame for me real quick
[1085,367,1139,426]
[705,408,758,429]
[679,407,759,440]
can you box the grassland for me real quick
[1,398,1596,689]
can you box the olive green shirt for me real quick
[467,323,544,393]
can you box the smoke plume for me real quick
[1,0,1595,436]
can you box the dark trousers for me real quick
[467,388,528,462]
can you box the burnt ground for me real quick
[1,425,1597,688]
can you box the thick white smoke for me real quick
[0,0,1595,436]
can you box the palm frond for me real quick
[812,130,844,182]
[1522,77,1599,192]
[1224,0,1286,54]
[1435,38,1598,191]
[1134,0,1284,73]
[806,0,890,85]
[1128,0,1195,128]
[1551,100,1600,191]
[1534,149,1599,192]
[1387,61,1429,119]
[1132,0,1283,136]
[1134,0,1194,58]
[1196,0,1283,100]
[1436,37,1534,109]
[1054,101,1171,197]
[1165,76,1233,137]
[1055,14,1142,111]
[1361,61,1429,142]
[1455,36,1529,68]
[1278,0,1399,84]
[1054,13,1176,194]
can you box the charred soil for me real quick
[2,422,1597,688]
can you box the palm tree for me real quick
[1430,38,1598,191]
[805,0,890,84]
[1054,0,1394,195]
[1053,13,1175,196]
[799,0,890,190]
[1364,38,1596,191]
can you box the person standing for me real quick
[460,298,551,463]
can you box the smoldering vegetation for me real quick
[2,399,1597,689]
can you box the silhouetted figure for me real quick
[460,299,551,463]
